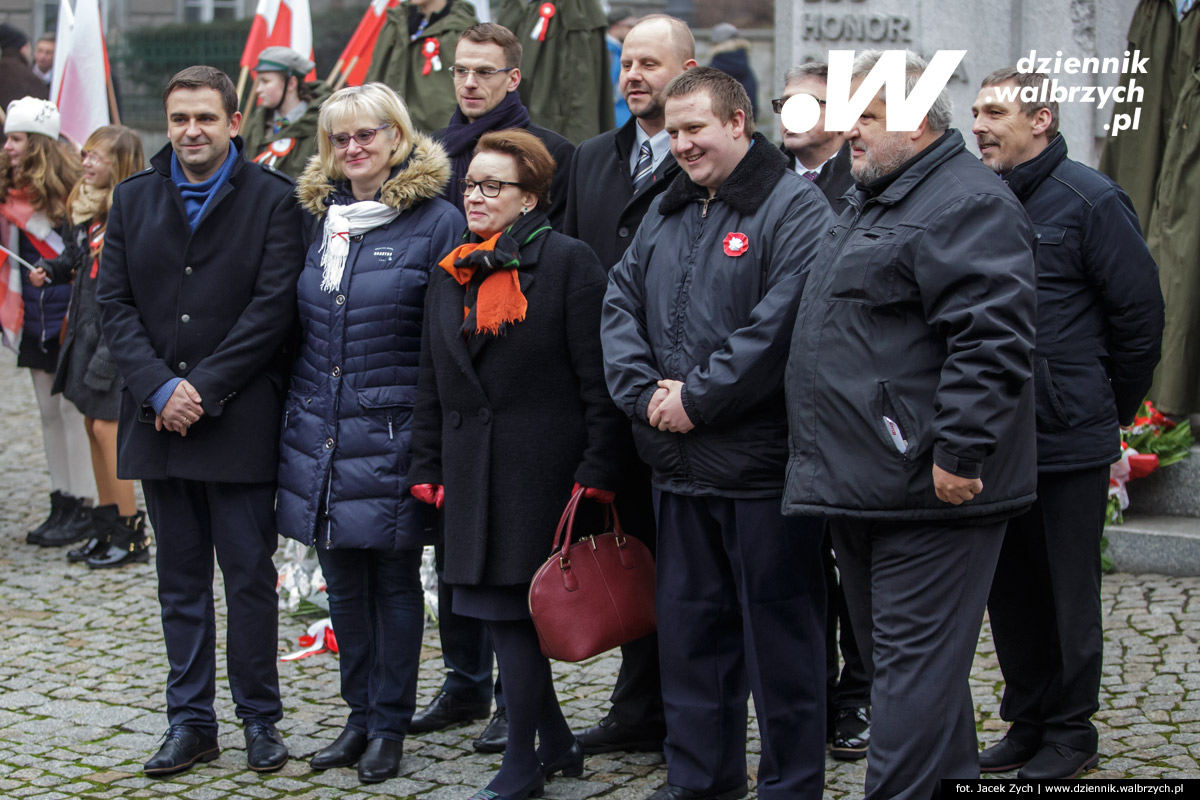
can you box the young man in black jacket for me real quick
[604,68,834,800]
[972,67,1164,781]
[563,13,695,758]
[98,66,306,778]
[784,51,1039,800]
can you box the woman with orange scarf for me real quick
[409,129,624,800]
[0,97,95,548]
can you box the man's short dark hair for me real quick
[664,66,754,136]
[458,23,522,69]
[980,66,1060,140]
[37,32,55,44]
[162,65,238,120]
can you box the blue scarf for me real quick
[171,142,239,230]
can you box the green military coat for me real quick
[365,0,479,133]
[496,0,613,144]
[241,81,332,180]
[1102,1,1200,415]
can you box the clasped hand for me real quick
[156,380,204,437]
[647,379,694,433]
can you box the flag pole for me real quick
[106,71,121,125]
[325,58,346,85]
[235,65,250,105]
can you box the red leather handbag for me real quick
[528,486,657,662]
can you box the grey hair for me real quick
[784,61,829,85]
[851,49,953,132]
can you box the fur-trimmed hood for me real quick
[709,37,752,56]
[295,133,452,216]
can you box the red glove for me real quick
[573,482,615,504]
[411,483,445,510]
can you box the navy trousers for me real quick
[142,479,282,735]
[822,527,872,718]
[655,491,826,800]
[830,517,1006,800]
[433,546,503,708]
[987,466,1108,753]
[318,547,425,741]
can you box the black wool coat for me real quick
[409,228,625,587]
[98,139,307,483]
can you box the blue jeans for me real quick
[318,547,425,741]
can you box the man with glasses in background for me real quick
[432,23,574,230]
[775,62,853,215]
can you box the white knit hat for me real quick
[5,97,61,140]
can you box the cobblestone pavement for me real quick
[1,360,1198,799]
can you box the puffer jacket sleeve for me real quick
[681,189,834,426]
[602,211,660,426]
[1082,185,1164,425]
[562,238,624,491]
[916,194,1037,479]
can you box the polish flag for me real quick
[51,0,112,147]
[332,0,398,88]
[240,0,317,82]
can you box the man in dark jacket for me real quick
[432,23,574,230]
[98,66,306,778]
[971,67,1164,781]
[563,13,694,757]
[0,24,49,110]
[604,68,834,800]
[776,61,853,215]
[784,51,1038,800]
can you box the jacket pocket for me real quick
[1035,358,1071,430]
[827,233,901,306]
[871,380,918,468]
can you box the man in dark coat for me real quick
[0,24,49,110]
[433,23,574,230]
[777,61,853,215]
[707,24,757,118]
[563,13,694,757]
[98,66,306,777]
[784,51,1038,800]
[603,68,834,800]
[971,68,1164,780]
[775,60,867,760]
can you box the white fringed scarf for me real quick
[319,201,401,293]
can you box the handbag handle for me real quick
[550,486,626,562]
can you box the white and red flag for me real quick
[240,0,317,82]
[330,0,398,88]
[0,198,65,350]
[51,0,112,147]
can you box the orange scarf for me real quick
[439,232,528,336]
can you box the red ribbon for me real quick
[422,37,440,76]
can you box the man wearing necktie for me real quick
[776,61,853,215]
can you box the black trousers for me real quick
[318,547,425,741]
[434,552,502,708]
[656,491,826,800]
[987,466,1108,753]
[831,517,1006,800]
[142,479,282,735]
[822,527,872,717]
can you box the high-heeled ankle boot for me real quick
[68,505,120,563]
[87,510,151,569]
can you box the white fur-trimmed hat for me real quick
[5,97,60,140]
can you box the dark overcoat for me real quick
[409,228,625,587]
[97,139,307,483]
[276,136,462,551]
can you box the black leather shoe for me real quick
[473,707,509,753]
[38,495,93,547]
[979,735,1041,773]
[357,737,403,784]
[542,737,584,778]
[409,690,491,733]
[27,490,67,544]
[830,706,870,760]
[578,715,665,754]
[467,770,546,800]
[143,725,220,776]
[1017,743,1099,780]
[646,782,748,800]
[310,727,368,770]
[244,719,288,772]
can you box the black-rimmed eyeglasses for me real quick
[459,178,523,197]
[328,123,392,149]
[450,66,516,81]
[772,96,827,114]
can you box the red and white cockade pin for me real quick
[723,232,749,257]
[531,2,556,41]
[421,37,442,75]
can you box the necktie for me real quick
[804,170,819,181]
[633,141,653,193]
